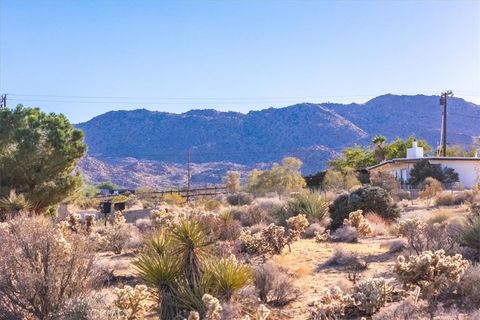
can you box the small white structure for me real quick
[367,141,480,188]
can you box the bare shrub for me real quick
[372,297,427,320]
[419,177,443,203]
[435,191,456,206]
[331,225,358,243]
[323,248,367,271]
[457,264,480,310]
[304,223,325,239]
[370,171,401,200]
[254,262,299,306]
[0,216,97,319]
[427,209,454,224]
[226,192,253,206]
[385,239,407,253]
[365,212,390,236]
[135,218,153,232]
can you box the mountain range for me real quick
[76,94,480,189]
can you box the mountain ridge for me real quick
[76,94,480,188]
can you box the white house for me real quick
[367,140,480,188]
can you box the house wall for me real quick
[429,160,480,188]
[370,160,480,188]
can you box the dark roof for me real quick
[367,157,480,171]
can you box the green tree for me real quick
[97,181,119,191]
[383,136,431,160]
[0,105,86,214]
[408,160,459,186]
[329,145,376,171]
[247,157,306,196]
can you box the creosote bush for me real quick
[254,262,299,306]
[329,186,400,230]
[226,192,254,206]
[0,216,97,320]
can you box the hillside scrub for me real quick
[0,216,97,319]
[329,186,400,230]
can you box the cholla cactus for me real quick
[260,224,289,255]
[311,286,354,320]
[187,311,201,320]
[394,250,469,300]
[150,208,179,230]
[343,210,372,236]
[112,285,151,320]
[256,304,270,320]
[286,214,309,241]
[85,214,95,233]
[111,211,126,228]
[202,294,223,320]
[314,230,331,243]
[353,278,392,315]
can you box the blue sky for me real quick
[0,0,479,123]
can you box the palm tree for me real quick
[372,135,387,163]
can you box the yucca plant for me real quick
[461,213,480,260]
[171,220,211,290]
[133,253,181,319]
[146,233,171,257]
[287,191,328,221]
[207,257,253,301]
[0,190,32,221]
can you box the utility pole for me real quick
[186,149,191,202]
[440,90,453,157]
[0,94,6,109]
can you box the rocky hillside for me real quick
[76,94,480,188]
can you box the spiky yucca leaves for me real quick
[461,213,480,259]
[133,252,181,319]
[0,190,32,221]
[207,257,253,301]
[171,219,211,291]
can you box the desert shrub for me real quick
[311,286,355,320]
[386,239,407,253]
[323,248,367,271]
[394,250,469,314]
[135,218,153,232]
[353,278,392,315]
[331,225,358,243]
[150,208,180,230]
[304,223,325,239]
[396,218,461,255]
[286,192,329,222]
[428,209,454,224]
[226,192,253,206]
[419,177,443,202]
[372,297,427,320]
[370,171,401,199]
[343,210,372,236]
[457,264,480,310]
[103,211,131,254]
[0,190,32,221]
[0,216,97,319]
[208,257,253,301]
[323,169,361,191]
[112,284,152,319]
[254,262,299,306]
[329,186,400,230]
[460,213,480,259]
[240,204,270,227]
[365,212,389,236]
[161,192,184,205]
[434,191,455,206]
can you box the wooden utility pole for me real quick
[0,94,6,109]
[440,91,453,157]
[186,149,191,202]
